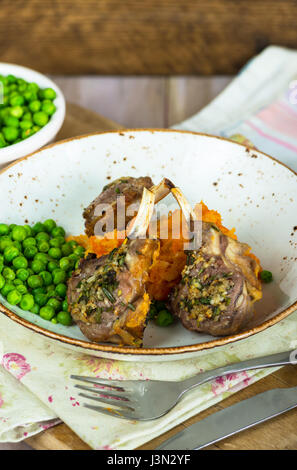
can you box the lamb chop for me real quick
[67,180,171,347]
[168,186,262,336]
[83,176,154,236]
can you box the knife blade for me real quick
[156,386,297,450]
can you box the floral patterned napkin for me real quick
[1,45,297,448]
[0,309,296,449]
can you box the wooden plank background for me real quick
[0,0,297,75]
[51,76,233,127]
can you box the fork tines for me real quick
[70,374,137,420]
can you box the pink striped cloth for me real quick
[175,46,297,173]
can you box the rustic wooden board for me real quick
[1,0,297,75]
[25,103,297,450]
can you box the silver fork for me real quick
[70,350,295,421]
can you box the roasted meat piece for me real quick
[83,176,154,236]
[169,187,262,336]
[68,180,171,347]
[67,237,158,346]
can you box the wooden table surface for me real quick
[1,76,296,451]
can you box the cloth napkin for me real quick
[1,45,297,448]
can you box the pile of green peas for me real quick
[0,74,57,148]
[0,220,85,326]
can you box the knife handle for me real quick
[179,350,295,394]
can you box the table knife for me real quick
[156,386,297,450]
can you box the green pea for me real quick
[48,247,62,260]
[39,271,52,286]
[36,231,50,242]
[16,268,29,281]
[9,106,23,119]
[0,274,5,289]
[27,82,39,92]
[28,100,41,113]
[51,226,65,238]
[13,240,22,252]
[40,305,55,321]
[16,284,28,295]
[3,116,19,128]
[23,225,32,237]
[55,283,67,297]
[47,297,62,312]
[67,254,78,268]
[52,269,66,285]
[3,245,19,262]
[41,88,56,100]
[6,74,16,84]
[9,224,17,232]
[49,237,64,248]
[73,245,85,257]
[18,83,27,93]
[46,284,56,295]
[22,111,32,122]
[19,120,32,131]
[38,240,49,253]
[41,100,56,116]
[155,310,174,327]
[23,237,37,248]
[47,260,59,272]
[62,299,68,312]
[43,219,56,233]
[34,252,49,264]
[75,259,80,269]
[1,282,15,297]
[2,126,19,142]
[32,222,45,234]
[68,240,78,250]
[57,311,72,326]
[12,256,28,269]
[34,292,48,307]
[27,275,43,289]
[61,243,73,256]
[33,111,48,127]
[59,257,71,271]
[21,128,35,139]
[32,287,47,295]
[0,237,13,252]
[24,245,38,259]
[31,259,46,274]
[0,224,9,236]
[51,316,58,324]
[32,125,40,133]
[12,226,27,242]
[20,294,34,311]
[30,303,40,315]
[260,270,273,283]
[2,267,15,281]
[7,289,22,305]
[9,94,24,107]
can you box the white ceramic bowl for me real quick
[0,63,65,166]
[0,130,296,362]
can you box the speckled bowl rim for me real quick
[0,128,297,357]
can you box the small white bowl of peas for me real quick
[0,63,65,166]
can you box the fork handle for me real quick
[179,350,295,394]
